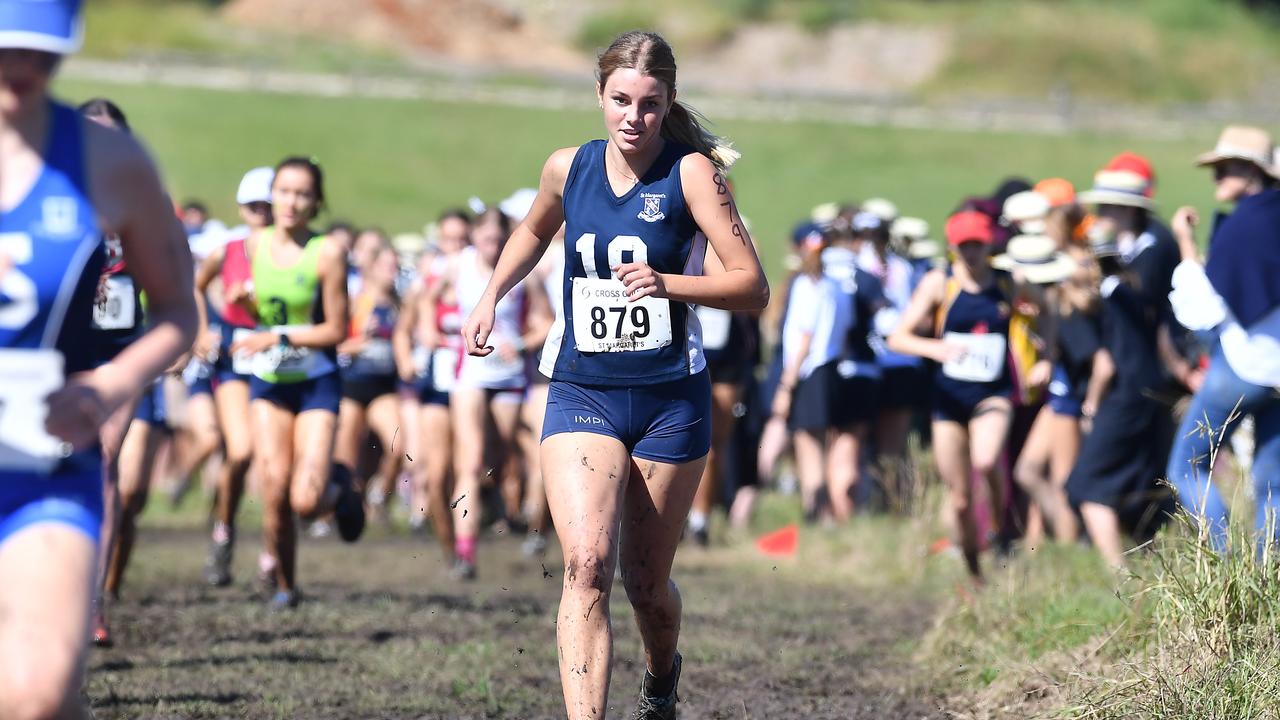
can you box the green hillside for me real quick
[54,77,1220,276]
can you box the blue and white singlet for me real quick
[539,140,707,386]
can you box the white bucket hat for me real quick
[992,234,1077,284]
[1001,190,1050,234]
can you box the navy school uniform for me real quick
[931,269,1015,424]
[1067,276,1175,537]
[539,139,711,463]
[1047,309,1102,418]
[0,102,107,545]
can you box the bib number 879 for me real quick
[590,305,650,340]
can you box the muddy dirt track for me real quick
[87,525,944,719]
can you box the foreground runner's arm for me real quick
[47,122,197,450]
[615,154,768,311]
[463,148,576,356]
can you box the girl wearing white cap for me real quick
[190,165,274,587]
[0,0,197,712]
[1167,125,1280,553]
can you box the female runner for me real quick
[462,31,768,719]
[229,156,363,609]
[888,210,1037,583]
[79,97,146,647]
[335,244,403,520]
[395,209,470,550]
[0,3,196,712]
[191,166,274,586]
[436,208,550,579]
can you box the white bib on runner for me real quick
[695,305,732,351]
[571,278,671,353]
[431,347,460,392]
[942,332,1006,383]
[0,349,71,473]
[356,338,395,375]
[251,325,325,379]
[92,276,136,330]
[231,328,255,376]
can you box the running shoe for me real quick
[521,532,548,558]
[691,527,710,548]
[408,513,428,536]
[91,603,113,648]
[449,558,477,581]
[204,538,234,587]
[333,477,366,543]
[631,652,682,720]
[268,590,299,612]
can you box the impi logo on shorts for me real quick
[637,193,666,223]
[573,415,605,425]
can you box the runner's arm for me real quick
[627,154,767,311]
[886,269,956,364]
[393,288,419,382]
[82,125,197,414]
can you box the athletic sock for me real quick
[688,511,708,533]
[211,521,232,545]
[455,536,477,564]
[258,552,277,575]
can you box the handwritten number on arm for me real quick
[712,172,747,246]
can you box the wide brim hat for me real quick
[0,0,83,54]
[1077,169,1156,210]
[1194,125,1279,180]
[991,234,1076,284]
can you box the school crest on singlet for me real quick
[540,140,708,386]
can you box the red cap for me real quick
[1104,152,1156,197]
[945,210,994,245]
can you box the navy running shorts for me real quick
[0,461,103,547]
[542,370,711,465]
[250,371,342,415]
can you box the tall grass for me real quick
[922,417,1280,719]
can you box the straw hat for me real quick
[861,197,898,223]
[810,202,840,226]
[1001,190,1050,233]
[890,216,939,259]
[991,234,1076,284]
[1194,125,1279,180]
[391,232,427,257]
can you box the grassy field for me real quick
[55,77,1222,276]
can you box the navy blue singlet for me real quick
[540,140,707,386]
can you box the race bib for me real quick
[431,347,460,392]
[251,326,324,379]
[93,276,136,330]
[231,328,255,376]
[0,349,71,473]
[571,278,671,353]
[942,332,1007,383]
[695,305,732,351]
[355,338,395,375]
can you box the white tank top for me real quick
[455,246,527,389]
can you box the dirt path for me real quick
[87,525,942,719]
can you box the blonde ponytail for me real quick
[663,100,740,171]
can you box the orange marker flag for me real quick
[756,524,798,557]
